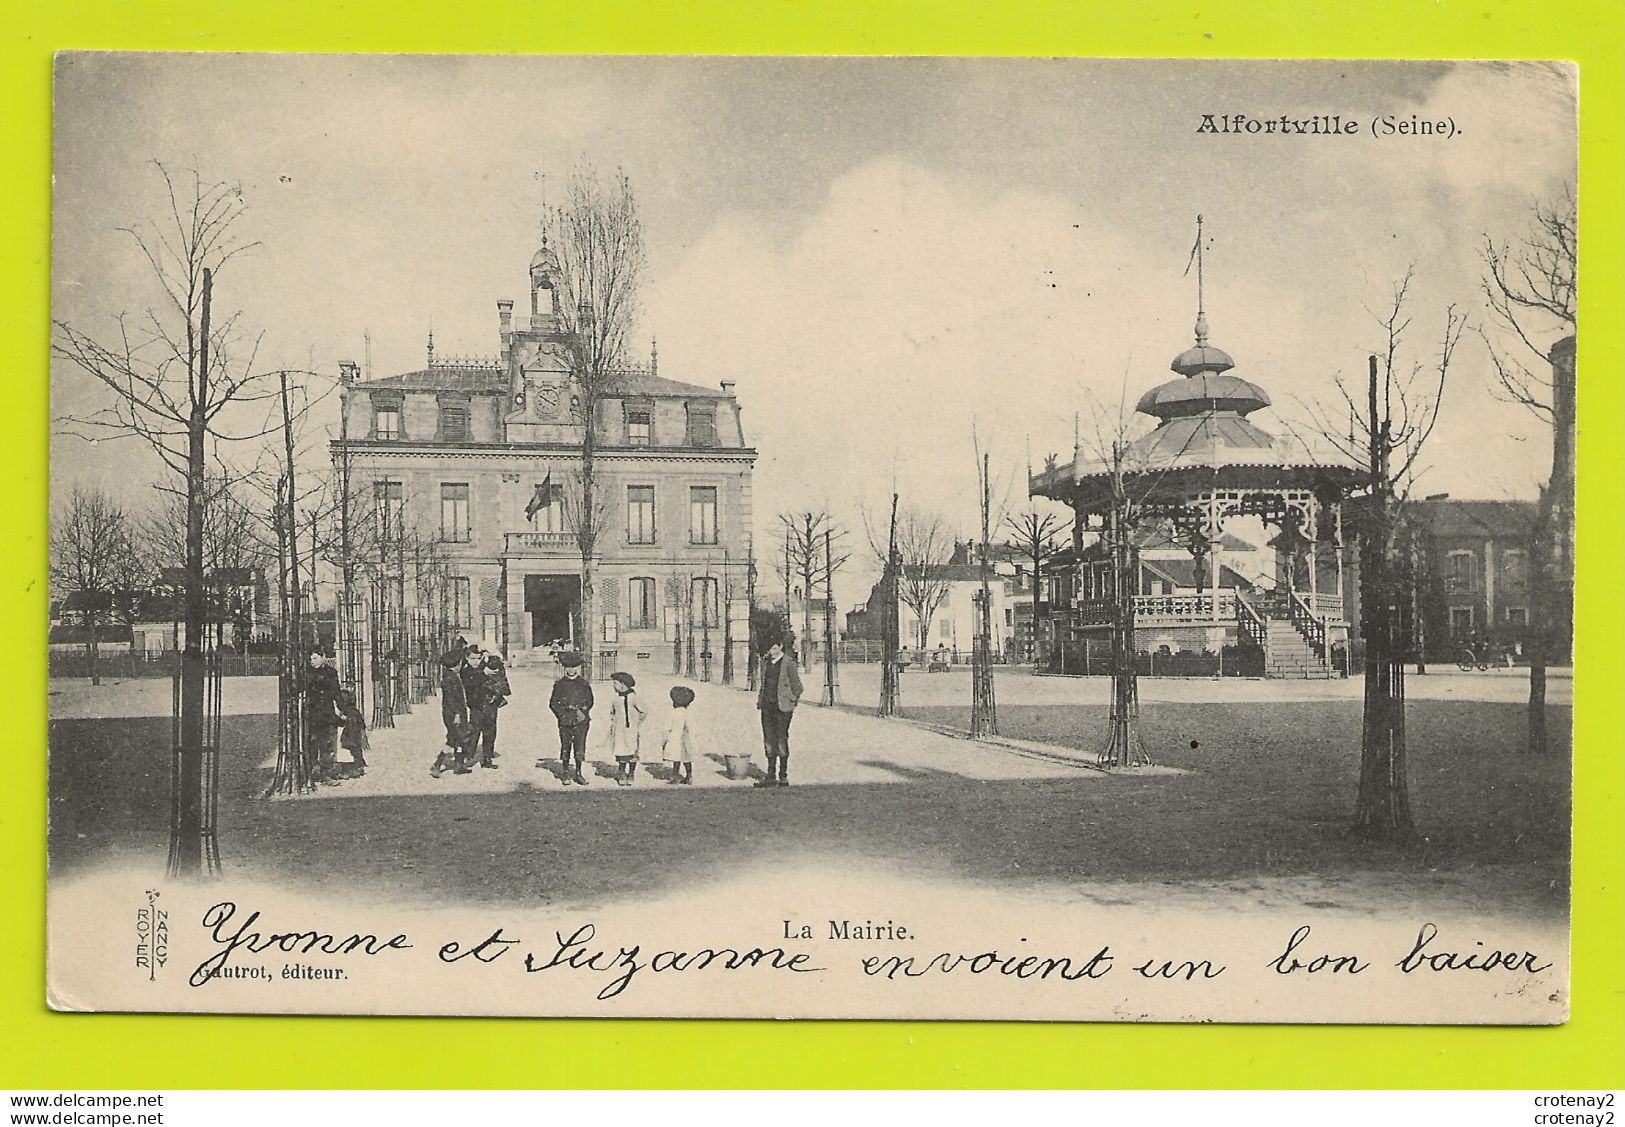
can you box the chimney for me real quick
[497,299,514,335]
[338,360,360,383]
[720,380,735,395]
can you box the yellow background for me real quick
[6,0,1621,1090]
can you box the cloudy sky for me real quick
[52,55,1576,597]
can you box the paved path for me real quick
[334,668,1110,798]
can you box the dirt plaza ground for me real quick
[47,662,1571,920]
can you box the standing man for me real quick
[548,650,594,786]
[755,639,804,787]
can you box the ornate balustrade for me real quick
[1237,597,1269,648]
[1289,592,1327,658]
[1070,592,1238,627]
[1135,591,1238,623]
[1305,591,1344,620]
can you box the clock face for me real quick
[532,381,564,419]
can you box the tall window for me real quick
[1501,548,1528,588]
[374,480,403,539]
[628,577,657,630]
[529,481,565,533]
[626,407,652,446]
[449,577,472,628]
[1448,550,1477,589]
[372,399,401,439]
[440,483,471,542]
[627,485,656,544]
[1449,606,1476,638]
[686,403,718,447]
[689,485,719,545]
[440,403,471,442]
[691,576,720,629]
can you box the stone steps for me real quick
[1261,621,1333,680]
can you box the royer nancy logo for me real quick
[135,889,168,981]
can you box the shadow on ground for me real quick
[47,697,1571,915]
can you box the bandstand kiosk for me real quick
[1030,275,1364,680]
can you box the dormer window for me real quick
[627,407,652,446]
[686,403,717,447]
[372,397,402,440]
[439,399,471,442]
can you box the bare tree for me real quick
[970,451,998,737]
[1311,274,1462,840]
[143,473,265,575]
[547,164,646,676]
[862,494,903,715]
[1004,507,1065,670]
[894,507,956,651]
[53,163,279,877]
[50,488,143,685]
[1481,189,1577,756]
[1480,187,1576,416]
[778,511,850,673]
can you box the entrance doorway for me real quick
[525,574,581,648]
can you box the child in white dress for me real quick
[662,684,698,785]
[605,672,645,787]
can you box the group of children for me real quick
[548,651,700,786]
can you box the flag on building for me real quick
[525,471,553,520]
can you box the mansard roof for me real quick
[606,371,734,399]
[359,368,509,394]
[356,365,734,400]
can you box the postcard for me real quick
[46,54,1576,1021]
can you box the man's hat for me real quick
[669,685,695,707]
[610,671,636,689]
[438,650,462,668]
[558,650,584,668]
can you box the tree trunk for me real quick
[1352,352,1414,839]
[1352,508,1413,837]
[970,455,997,738]
[579,399,597,677]
[170,268,210,878]
[879,494,900,716]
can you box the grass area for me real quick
[47,696,1570,916]
[903,698,1571,904]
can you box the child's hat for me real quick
[558,650,584,668]
[610,671,636,689]
[669,685,695,707]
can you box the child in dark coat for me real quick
[548,651,594,786]
[337,688,368,775]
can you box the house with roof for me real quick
[853,540,1017,660]
[1337,496,1541,659]
[332,232,757,674]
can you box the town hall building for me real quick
[332,234,757,675]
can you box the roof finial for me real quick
[650,335,659,376]
[427,319,435,368]
[538,170,550,250]
[1190,214,1209,345]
